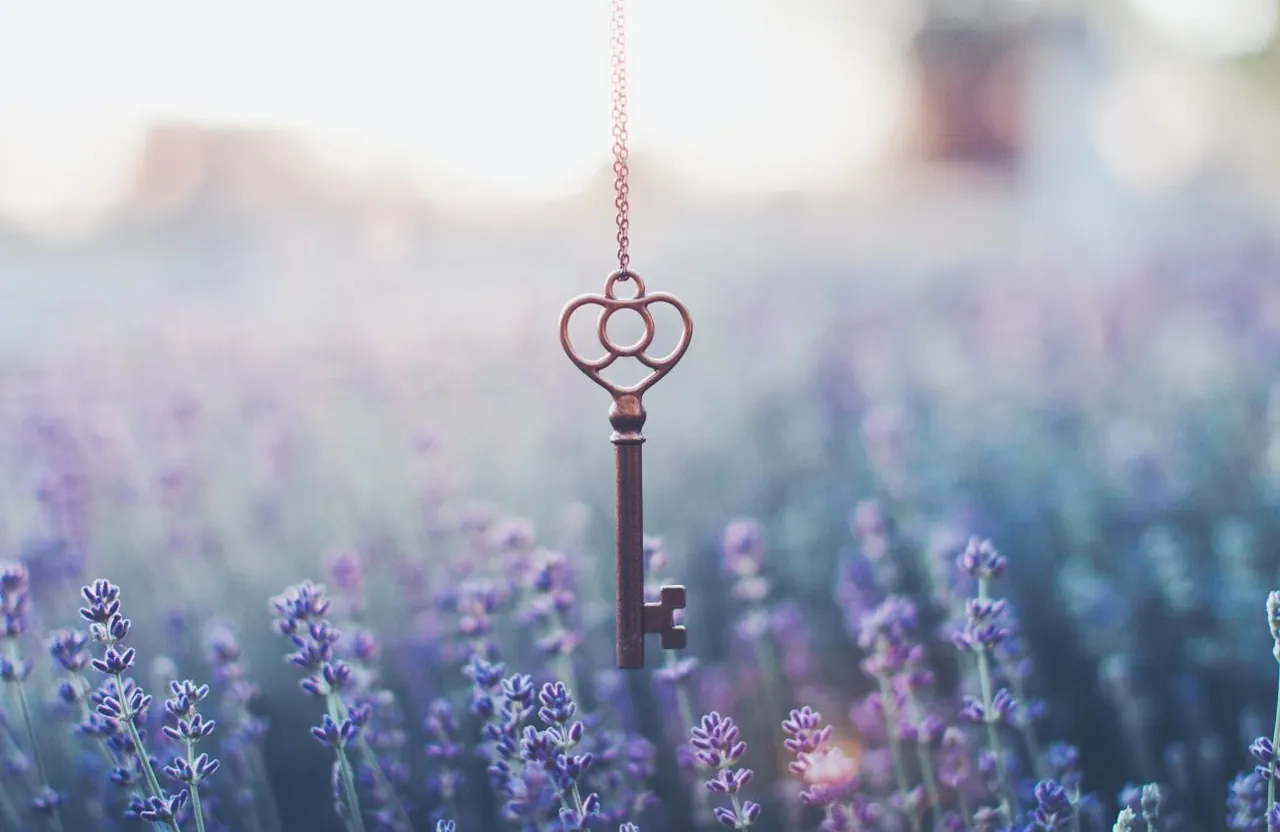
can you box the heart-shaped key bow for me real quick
[559,269,692,668]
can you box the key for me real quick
[559,269,693,668]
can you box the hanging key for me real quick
[559,269,693,668]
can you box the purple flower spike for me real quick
[49,629,90,672]
[1253,737,1276,766]
[1033,780,1071,830]
[782,707,834,755]
[692,711,759,828]
[722,519,764,575]
[30,786,65,814]
[75,578,197,831]
[0,562,31,642]
[957,537,1007,579]
[268,581,331,637]
[1227,771,1265,830]
[1046,742,1082,790]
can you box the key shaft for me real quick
[612,397,646,668]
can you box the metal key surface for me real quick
[558,269,692,668]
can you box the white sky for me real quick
[0,0,911,208]
[1126,0,1277,59]
[0,0,1270,231]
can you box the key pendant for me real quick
[559,269,693,668]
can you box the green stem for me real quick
[998,655,1047,782]
[111,673,182,832]
[749,623,794,832]
[975,577,1017,826]
[17,682,66,832]
[0,716,39,794]
[71,675,120,769]
[553,715,587,819]
[1270,662,1280,814]
[354,734,413,826]
[248,746,286,832]
[748,626,785,739]
[189,786,206,832]
[668,653,712,828]
[877,671,920,832]
[4,642,65,832]
[184,739,207,832]
[426,718,460,825]
[0,781,23,831]
[730,792,746,829]
[904,687,942,828]
[336,745,367,832]
[548,606,578,703]
[326,695,368,832]
[330,694,411,831]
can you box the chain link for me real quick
[610,0,631,275]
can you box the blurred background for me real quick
[5,0,1280,829]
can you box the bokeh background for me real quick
[5,0,1280,830]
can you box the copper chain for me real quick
[610,0,631,274]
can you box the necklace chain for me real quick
[610,0,631,274]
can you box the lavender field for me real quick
[5,4,1280,832]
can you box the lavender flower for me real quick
[1033,780,1071,830]
[1114,807,1138,832]
[857,596,939,829]
[455,581,502,659]
[464,654,506,722]
[691,712,760,829]
[324,548,367,616]
[329,622,412,832]
[583,727,658,826]
[971,805,1005,832]
[1141,784,1161,831]
[1263,591,1280,818]
[424,698,464,818]
[204,622,282,831]
[654,656,699,688]
[517,681,600,830]
[954,538,1018,825]
[486,673,540,821]
[783,707,846,805]
[1045,744,1082,792]
[782,707,878,831]
[992,609,1048,779]
[1229,771,1266,830]
[937,727,973,793]
[162,679,219,832]
[521,548,583,682]
[1,561,67,831]
[80,578,182,831]
[722,520,769,603]
[271,581,367,832]
[30,785,66,815]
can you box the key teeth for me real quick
[659,585,686,609]
[660,625,687,650]
[643,584,687,652]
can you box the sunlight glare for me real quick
[1127,0,1278,58]
[0,0,905,217]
